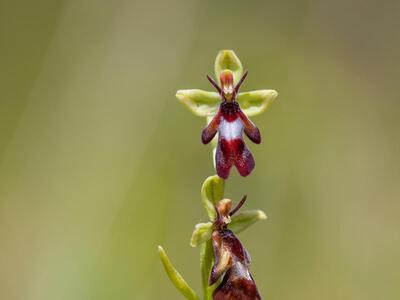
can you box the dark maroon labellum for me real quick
[202,71,261,179]
[209,196,262,300]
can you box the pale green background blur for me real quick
[1,0,399,299]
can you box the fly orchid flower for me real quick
[176,50,277,179]
[210,196,262,300]
[202,70,260,179]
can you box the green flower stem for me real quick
[200,240,215,300]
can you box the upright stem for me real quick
[200,240,215,300]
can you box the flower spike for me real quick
[162,50,276,300]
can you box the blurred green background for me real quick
[1,0,399,299]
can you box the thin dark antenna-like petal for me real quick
[230,195,247,216]
[234,70,248,94]
[207,75,222,94]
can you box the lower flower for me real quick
[209,198,262,300]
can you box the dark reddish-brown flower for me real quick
[209,197,262,300]
[202,70,261,179]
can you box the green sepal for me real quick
[158,246,200,300]
[190,222,213,247]
[176,89,220,117]
[237,90,278,117]
[214,50,243,85]
[229,210,267,234]
[201,175,225,220]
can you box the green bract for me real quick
[201,175,225,220]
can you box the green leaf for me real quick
[237,89,278,117]
[158,246,200,300]
[214,50,243,85]
[176,89,220,117]
[190,222,213,247]
[229,210,267,234]
[201,175,225,220]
